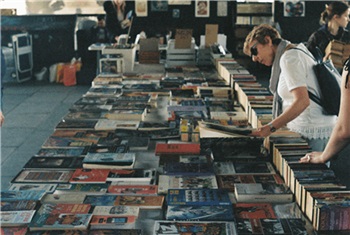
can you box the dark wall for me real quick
[1,15,76,72]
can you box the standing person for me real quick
[307,1,350,60]
[103,0,134,43]
[244,24,337,151]
[300,59,350,164]
[90,15,109,43]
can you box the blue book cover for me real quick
[163,162,214,176]
[167,189,232,206]
[166,205,234,221]
[1,190,46,201]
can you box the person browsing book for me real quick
[307,1,350,60]
[244,24,337,151]
[103,0,134,43]
[300,59,350,164]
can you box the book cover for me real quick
[198,121,254,137]
[234,183,293,203]
[36,203,92,215]
[82,152,135,169]
[213,161,276,175]
[234,203,277,219]
[23,156,83,169]
[122,136,150,151]
[69,168,110,184]
[89,215,137,230]
[153,220,237,235]
[0,210,36,227]
[8,183,57,193]
[55,120,98,130]
[84,195,118,206]
[114,195,165,209]
[163,162,214,176]
[92,206,139,217]
[35,147,89,157]
[94,120,140,131]
[103,109,147,121]
[209,111,248,126]
[155,143,201,155]
[29,213,92,231]
[138,121,176,130]
[0,227,28,235]
[41,193,87,204]
[106,169,156,184]
[54,183,109,194]
[166,205,234,221]
[107,185,158,195]
[1,190,46,201]
[0,200,38,211]
[235,218,307,235]
[87,144,129,154]
[88,229,142,234]
[42,136,96,148]
[158,175,218,194]
[167,189,231,206]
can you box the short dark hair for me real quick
[97,15,105,21]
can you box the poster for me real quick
[135,0,148,17]
[195,0,210,17]
[284,1,305,17]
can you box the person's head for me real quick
[243,24,281,66]
[97,15,105,27]
[320,1,350,28]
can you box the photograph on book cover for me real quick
[195,0,210,17]
[135,0,148,17]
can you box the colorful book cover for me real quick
[89,215,137,229]
[213,161,276,175]
[55,183,109,194]
[155,143,201,155]
[0,227,28,235]
[41,193,87,204]
[106,169,156,184]
[12,169,74,183]
[114,195,164,209]
[0,210,36,227]
[8,183,57,193]
[35,147,89,157]
[1,190,46,201]
[107,185,158,195]
[166,205,234,221]
[153,220,237,235]
[234,203,277,219]
[69,168,110,184]
[36,203,92,215]
[167,189,231,206]
[84,195,118,206]
[29,213,92,231]
[42,136,95,148]
[0,200,38,211]
[82,152,135,169]
[158,175,218,194]
[92,206,139,217]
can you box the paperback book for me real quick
[89,215,137,230]
[69,168,110,184]
[84,195,118,206]
[113,195,165,209]
[153,220,237,235]
[11,169,74,184]
[23,156,83,169]
[8,183,57,193]
[35,147,89,157]
[0,210,36,227]
[92,206,139,217]
[0,200,38,211]
[166,205,234,221]
[106,169,156,185]
[167,189,231,206]
[82,152,136,169]
[163,162,214,176]
[107,185,158,195]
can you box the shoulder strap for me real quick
[288,47,324,107]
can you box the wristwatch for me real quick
[267,123,276,132]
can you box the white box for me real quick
[99,57,124,74]
[102,46,136,72]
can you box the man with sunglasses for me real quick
[243,24,337,153]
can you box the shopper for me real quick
[244,24,337,151]
[300,60,350,163]
[103,0,134,43]
[307,1,350,60]
[90,15,109,43]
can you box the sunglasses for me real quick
[250,42,258,57]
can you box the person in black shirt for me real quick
[307,1,350,60]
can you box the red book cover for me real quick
[234,203,277,219]
[43,203,92,214]
[69,168,110,184]
[155,143,200,155]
